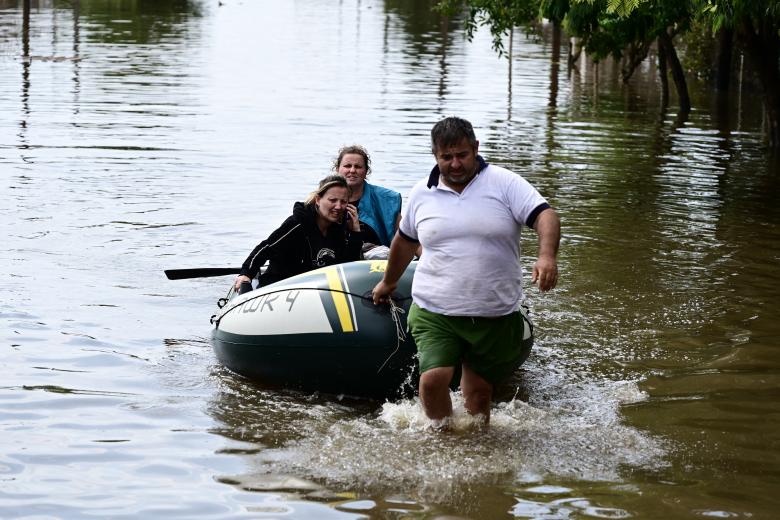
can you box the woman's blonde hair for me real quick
[304,175,351,205]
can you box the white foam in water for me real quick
[269,379,667,500]
[378,392,495,432]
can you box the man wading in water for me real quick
[372,116,560,426]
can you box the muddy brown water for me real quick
[2,1,778,518]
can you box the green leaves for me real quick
[605,0,644,17]
[434,0,541,57]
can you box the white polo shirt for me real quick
[399,157,549,316]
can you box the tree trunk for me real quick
[569,36,583,69]
[549,19,561,108]
[22,0,30,57]
[658,30,691,113]
[621,40,650,83]
[438,14,449,100]
[738,18,780,147]
[715,27,734,92]
[508,25,513,87]
[21,0,31,114]
[657,37,669,107]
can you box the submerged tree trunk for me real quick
[657,37,669,107]
[438,14,449,100]
[738,17,780,147]
[569,36,584,69]
[621,39,651,83]
[21,0,31,123]
[22,0,30,57]
[549,19,561,108]
[658,30,691,113]
[508,25,513,87]
[715,27,734,92]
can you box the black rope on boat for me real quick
[213,285,413,376]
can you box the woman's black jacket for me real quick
[240,202,363,287]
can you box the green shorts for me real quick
[407,303,534,385]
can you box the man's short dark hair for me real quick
[431,116,478,154]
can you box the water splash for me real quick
[262,380,667,503]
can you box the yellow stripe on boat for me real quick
[326,266,355,332]
[369,260,387,273]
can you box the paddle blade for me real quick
[164,267,242,280]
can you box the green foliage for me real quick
[605,0,645,17]
[565,0,693,65]
[433,0,467,17]
[539,0,570,21]
[564,0,604,37]
[693,0,780,31]
[678,17,718,79]
[434,0,540,57]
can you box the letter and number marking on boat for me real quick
[220,285,333,336]
[285,290,300,311]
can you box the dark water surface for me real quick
[2,1,779,518]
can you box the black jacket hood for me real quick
[292,201,316,226]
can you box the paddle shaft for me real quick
[164,267,242,280]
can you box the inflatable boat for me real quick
[210,260,418,398]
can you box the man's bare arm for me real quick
[372,232,418,304]
[532,208,560,292]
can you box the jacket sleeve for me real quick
[240,216,300,278]
[342,229,363,261]
[358,221,381,247]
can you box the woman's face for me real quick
[316,186,349,223]
[337,153,367,189]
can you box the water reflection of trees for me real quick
[3,0,203,45]
[383,0,454,43]
[12,0,204,153]
[70,0,202,44]
[383,0,462,107]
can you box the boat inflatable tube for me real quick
[211,260,418,398]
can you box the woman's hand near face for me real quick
[346,204,360,232]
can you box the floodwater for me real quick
[2,0,779,518]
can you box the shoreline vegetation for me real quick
[434,0,780,148]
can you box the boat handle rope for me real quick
[211,287,412,374]
[216,285,236,309]
[376,297,407,373]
